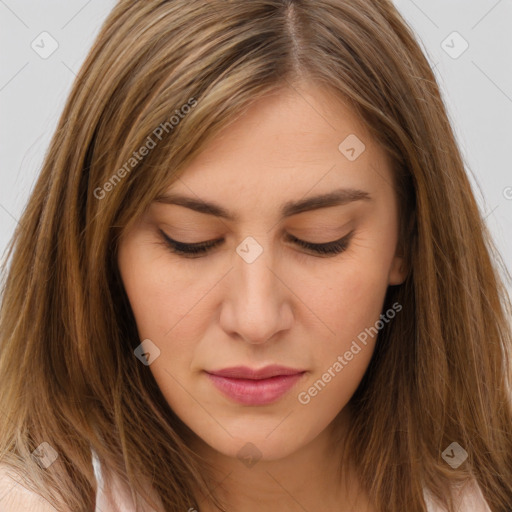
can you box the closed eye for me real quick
[158,229,355,259]
[284,231,354,255]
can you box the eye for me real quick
[158,230,222,258]
[284,231,355,256]
[158,229,354,259]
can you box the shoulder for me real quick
[94,459,164,512]
[455,480,492,512]
[425,478,491,512]
[0,463,61,511]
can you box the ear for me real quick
[389,210,415,286]
[388,253,407,285]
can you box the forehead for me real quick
[160,84,393,217]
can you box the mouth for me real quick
[205,365,306,406]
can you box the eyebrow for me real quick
[153,187,372,222]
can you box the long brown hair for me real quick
[1,0,511,511]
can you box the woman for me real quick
[0,0,511,511]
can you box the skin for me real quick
[117,82,407,511]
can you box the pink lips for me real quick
[205,365,306,406]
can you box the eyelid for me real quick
[158,229,221,250]
[283,231,355,259]
[158,229,354,258]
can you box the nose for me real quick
[219,240,294,345]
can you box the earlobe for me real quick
[388,255,408,285]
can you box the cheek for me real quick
[117,234,200,338]
[117,240,166,337]
[309,258,391,342]
[293,266,390,418]
[117,237,216,389]
[299,254,392,382]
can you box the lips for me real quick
[209,365,304,380]
[205,365,306,406]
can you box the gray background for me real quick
[1,0,511,295]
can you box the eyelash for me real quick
[158,229,354,259]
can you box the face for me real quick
[117,83,406,463]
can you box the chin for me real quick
[190,418,315,465]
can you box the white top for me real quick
[91,449,492,512]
